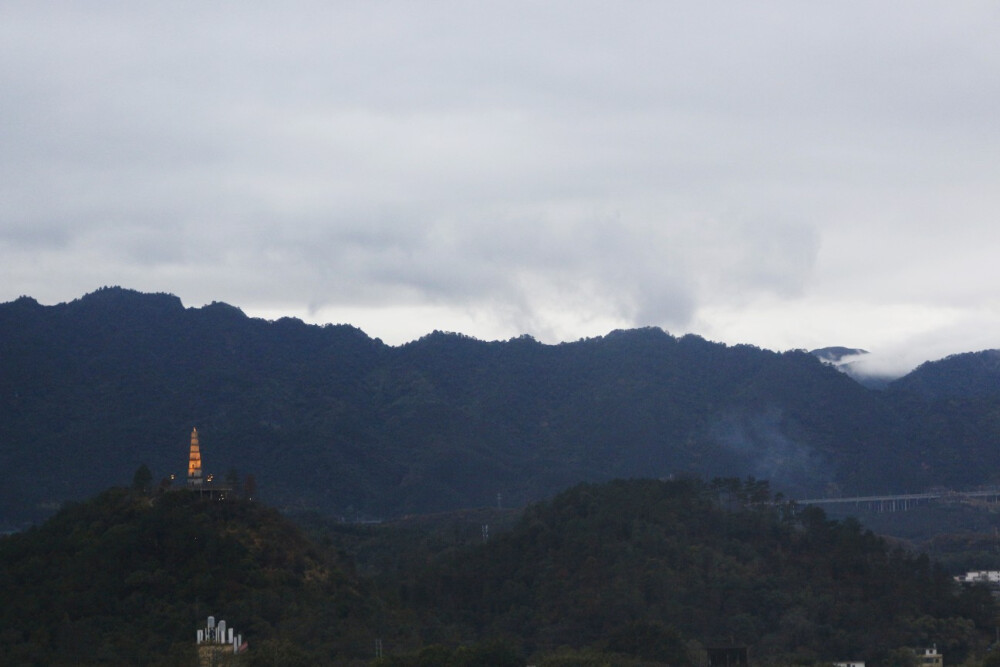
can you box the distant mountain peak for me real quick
[72,286,185,313]
[810,346,869,364]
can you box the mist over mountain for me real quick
[809,346,901,390]
[2,287,1000,528]
[810,346,870,365]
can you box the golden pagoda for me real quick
[187,427,203,486]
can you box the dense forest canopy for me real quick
[384,477,999,665]
[0,478,995,666]
[0,487,376,665]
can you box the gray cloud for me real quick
[2,2,999,364]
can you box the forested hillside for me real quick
[1,479,994,666]
[383,478,996,666]
[3,287,1000,527]
[0,487,379,665]
[881,351,1000,489]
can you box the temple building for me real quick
[183,427,234,500]
[187,428,203,486]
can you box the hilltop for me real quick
[390,477,996,665]
[0,486,379,665]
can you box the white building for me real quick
[196,615,246,665]
[954,570,1000,584]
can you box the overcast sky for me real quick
[3,2,999,375]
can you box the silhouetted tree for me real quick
[131,464,153,495]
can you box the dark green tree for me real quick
[131,464,153,495]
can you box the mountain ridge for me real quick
[3,287,1000,527]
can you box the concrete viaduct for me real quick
[796,489,1000,513]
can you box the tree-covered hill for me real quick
[3,287,1000,527]
[2,478,996,666]
[0,487,380,666]
[889,350,1000,401]
[390,478,996,666]
[882,351,1000,489]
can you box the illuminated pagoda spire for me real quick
[187,427,203,486]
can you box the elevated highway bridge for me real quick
[796,489,1000,513]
